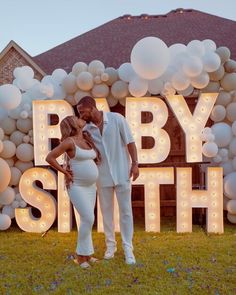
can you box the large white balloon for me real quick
[0,159,11,193]
[202,39,216,52]
[131,37,170,80]
[2,205,15,219]
[62,74,77,94]
[0,213,11,230]
[0,84,22,110]
[52,69,67,84]
[211,122,233,147]
[171,72,190,91]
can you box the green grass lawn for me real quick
[0,220,235,295]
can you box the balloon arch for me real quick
[0,37,236,231]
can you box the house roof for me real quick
[33,9,236,74]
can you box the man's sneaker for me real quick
[125,249,136,265]
[104,247,117,260]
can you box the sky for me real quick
[0,0,236,57]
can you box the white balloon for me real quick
[76,72,94,91]
[211,122,233,147]
[221,73,236,92]
[187,40,205,57]
[212,155,222,163]
[16,118,33,133]
[226,102,236,122]
[227,199,236,214]
[19,200,27,208]
[11,200,20,209]
[74,90,91,104]
[202,142,218,157]
[9,167,22,186]
[129,76,148,97]
[218,148,229,158]
[201,81,220,93]
[16,143,34,162]
[131,37,170,80]
[232,156,236,170]
[88,60,105,76]
[0,140,16,159]
[0,213,11,230]
[216,91,232,106]
[209,65,225,81]
[0,117,16,135]
[91,84,109,98]
[215,47,231,64]
[2,205,15,219]
[202,39,217,52]
[221,160,234,176]
[148,78,164,95]
[227,212,236,223]
[171,72,190,91]
[202,52,221,72]
[0,187,15,205]
[0,84,22,110]
[72,62,88,76]
[190,72,209,89]
[232,121,236,136]
[229,137,236,156]
[118,63,136,82]
[106,95,119,107]
[224,172,236,199]
[52,69,67,84]
[10,131,25,146]
[210,105,226,122]
[169,43,187,62]
[62,74,77,94]
[104,67,119,86]
[0,108,8,121]
[14,160,33,172]
[224,60,236,73]
[182,56,203,77]
[111,80,129,99]
[177,85,194,97]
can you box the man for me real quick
[76,96,139,264]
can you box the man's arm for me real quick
[127,142,139,181]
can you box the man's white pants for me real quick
[98,183,134,251]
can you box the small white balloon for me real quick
[210,105,226,122]
[16,143,34,162]
[202,142,218,157]
[76,72,94,91]
[226,102,236,122]
[211,122,233,148]
[129,76,148,97]
[0,213,11,230]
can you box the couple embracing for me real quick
[46,96,139,269]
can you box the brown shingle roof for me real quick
[33,9,236,74]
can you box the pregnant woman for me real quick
[46,115,101,269]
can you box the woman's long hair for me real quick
[60,115,101,164]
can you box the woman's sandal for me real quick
[88,256,99,263]
[73,256,91,269]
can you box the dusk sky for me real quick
[0,0,236,56]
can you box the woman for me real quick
[46,115,100,269]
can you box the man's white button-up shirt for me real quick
[84,111,134,187]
